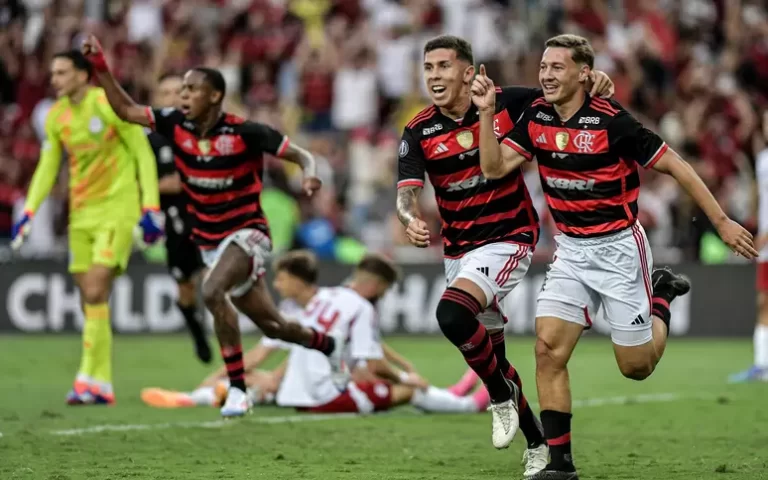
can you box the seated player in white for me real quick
[142,251,490,414]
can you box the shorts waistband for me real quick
[557,224,640,247]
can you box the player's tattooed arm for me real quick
[279,142,322,196]
[396,185,422,227]
[397,185,431,248]
[82,35,152,126]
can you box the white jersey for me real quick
[757,149,768,261]
[276,287,384,408]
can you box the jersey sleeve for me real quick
[497,86,542,121]
[501,108,535,161]
[24,112,63,215]
[241,121,289,156]
[149,131,176,179]
[608,111,668,169]
[397,127,426,189]
[116,122,160,210]
[348,303,384,361]
[145,107,186,139]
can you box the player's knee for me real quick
[617,358,654,381]
[436,297,467,338]
[80,282,108,304]
[201,280,226,310]
[534,336,567,371]
[258,320,282,339]
[177,281,196,307]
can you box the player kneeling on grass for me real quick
[143,251,491,416]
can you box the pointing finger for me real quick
[479,64,486,76]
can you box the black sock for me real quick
[490,330,545,447]
[540,410,575,471]
[178,302,205,336]
[221,345,246,392]
[437,288,511,403]
[651,289,674,335]
[308,329,336,356]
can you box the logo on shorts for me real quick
[630,314,646,325]
[476,266,489,277]
[373,383,389,398]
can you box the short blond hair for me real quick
[545,34,595,69]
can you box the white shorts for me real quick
[536,223,654,347]
[200,229,272,297]
[444,242,532,330]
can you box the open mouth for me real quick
[180,104,191,115]
[431,85,447,95]
[542,84,559,94]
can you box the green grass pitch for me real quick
[1,335,767,479]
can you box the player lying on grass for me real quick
[82,35,346,417]
[142,251,492,416]
[12,50,163,406]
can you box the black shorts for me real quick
[165,228,204,282]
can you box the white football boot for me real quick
[522,444,550,478]
[220,387,252,418]
[490,380,520,449]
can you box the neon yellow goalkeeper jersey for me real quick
[24,87,159,229]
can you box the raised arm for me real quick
[82,35,151,126]
[471,65,531,180]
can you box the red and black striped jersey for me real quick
[397,87,541,259]
[503,95,667,238]
[145,107,289,249]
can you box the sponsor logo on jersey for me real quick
[578,116,600,124]
[536,111,554,121]
[447,174,487,192]
[198,139,211,155]
[545,176,595,191]
[187,176,233,189]
[422,124,443,135]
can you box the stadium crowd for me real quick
[0,0,765,264]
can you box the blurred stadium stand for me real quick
[0,0,765,266]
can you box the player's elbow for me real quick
[480,164,505,180]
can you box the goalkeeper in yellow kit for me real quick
[11,50,163,405]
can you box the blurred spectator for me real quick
[2,0,768,265]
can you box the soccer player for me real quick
[141,252,486,414]
[10,50,163,405]
[81,35,343,417]
[395,34,614,462]
[730,127,768,382]
[148,72,211,363]
[473,34,757,479]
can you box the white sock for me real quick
[755,325,768,367]
[189,387,217,406]
[410,386,478,413]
